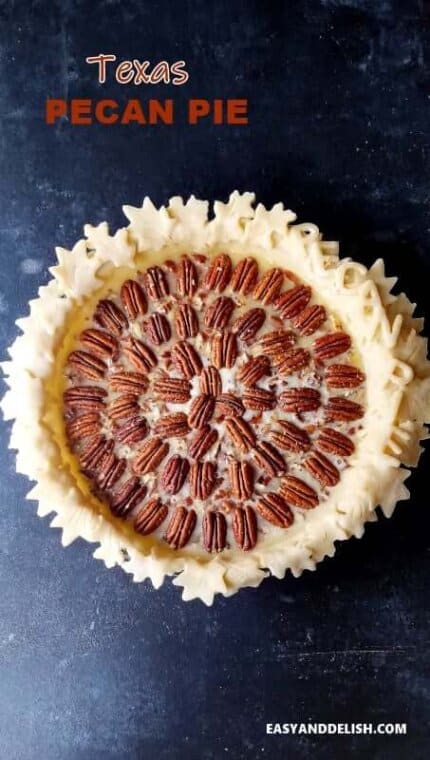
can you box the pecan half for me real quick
[275,348,310,376]
[80,436,114,471]
[161,455,190,494]
[115,417,148,445]
[251,441,286,476]
[82,447,114,484]
[202,511,227,553]
[224,417,256,452]
[143,266,169,299]
[97,455,126,491]
[171,340,203,378]
[292,304,327,335]
[65,412,100,443]
[279,475,319,509]
[188,425,218,459]
[145,313,171,345]
[80,328,118,359]
[304,451,340,487]
[325,396,364,421]
[174,303,199,339]
[325,363,365,388]
[214,393,244,418]
[232,506,258,550]
[188,394,215,428]
[153,376,191,403]
[94,299,127,335]
[203,253,232,292]
[279,388,321,414]
[236,355,270,386]
[243,388,276,411]
[313,332,352,361]
[316,427,355,457]
[109,476,147,518]
[230,257,258,294]
[133,437,169,474]
[177,256,198,297]
[134,497,168,535]
[229,460,254,499]
[164,506,197,549]
[122,337,157,373]
[256,493,294,528]
[67,350,106,381]
[258,329,295,356]
[211,332,237,368]
[275,285,311,319]
[253,268,284,304]
[154,412,190,438]
[120,279,147,319]
[232,308,266,343]
[109,371,148,395]
[204,296,235,330]
[63,385,107,414]
[200,366,222,396]
[108,394,140,421]
[189,461,217,499]
[270,421,311,453]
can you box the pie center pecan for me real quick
[63,252,365,554]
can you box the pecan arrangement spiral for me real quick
[63,253,365,553]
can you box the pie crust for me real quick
[2,192,430,604]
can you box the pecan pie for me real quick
[2,193,430,604]
[48,251,408,556]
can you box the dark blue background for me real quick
[0,1,429,758]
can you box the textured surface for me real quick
[0,1,430,758]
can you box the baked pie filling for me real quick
[64,253,365,553]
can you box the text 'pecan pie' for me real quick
[2,193,430,604]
